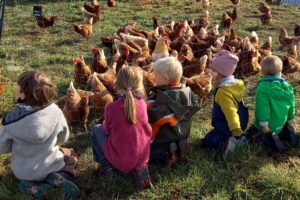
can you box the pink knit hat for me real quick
[210,50,239,76]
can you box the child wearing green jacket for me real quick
[246,55,298,152]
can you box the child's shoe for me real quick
[133,165,152,190]
[19,180,53,198]
[284,124,299,147]
[169,142,178,166]
[46,172,80,199]
[93,163,113,176]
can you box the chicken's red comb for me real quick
[91,48,99,52]
[72,57,81,63]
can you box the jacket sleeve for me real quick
[56,113,70,145]
[215,88,242,136]
[255,87,270,126]
[288,90,295,121]
[0,127,12,154]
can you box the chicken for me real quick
[237,47,261,76]
[183,55,208,78]
[259,2,271,13]
[115,46,130,74]
[279,28,300,49]
[226,7,237,23]
[220,12,233,29]
[81,7,101,24]
[261,11,272,26]
[224,28,241,51]
[179,43,195,66]
[265,0,273,4]
[107,0,115,7]
[91,48,108,73]
[185,70,212,105]
[258,36,272,58]
[295,24,300,36]
[88,73,113,122]
[230,0,240,5]
[141,69,156,95]
[72,57,92,87]
[100,34,120,54]
[73,18,93,39]
[83,0,100,14]
[201,0,210,10]
[282,45,300,74]
[96,69,117,94]
[36,16,58,30]
[57,82,93,132]
[250,31,259,49]
[194,10,210,33]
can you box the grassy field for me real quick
[0,0,300,199]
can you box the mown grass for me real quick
[0,0,300,199]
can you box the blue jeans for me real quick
[91,124,110,165]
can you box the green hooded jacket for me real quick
[254,75,295,134]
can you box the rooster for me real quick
[107,0,116,7]
[91,48,108,73]
[73,18,93,39]
[57,82,93,132]
[185,70,212,105]
[36,16,58,31]
[88,73,113,122]
[279,28,300,49]
[72,57,92,87]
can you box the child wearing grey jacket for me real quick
[0,70,79,199]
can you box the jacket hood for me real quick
[218,79,245,102]
[6,104,62,144]
[259,75,294,100]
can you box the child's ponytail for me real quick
[115,67,145,125]
[124,89,137,124]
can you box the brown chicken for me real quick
[88,73,113,122]
[185,70,212,105]
[96,69,117,94]
[115,46,130,74]
[73,18,93,39]
[83,0,100,14]
[258,36,272,59]
[183,55,208,78]
[220,13,233,29]
[279,28,300,49]
[91,48,108,73]
[237,47,261,76]
[230,0,240,5]
[250,31,259,49]
[73,57,92,87]
[294,24,300,36]
[259,2,271,13]
[179,43,195,66]
[282,45,300,74]
[57,82,93,132]
[261,11,272,26]
[82,7,101,24]
[107,0,115,7]
[36,16,58,30]
[226,7,237,23]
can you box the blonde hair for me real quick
[115,67,145,124]
[261,55,283,75]
[152,57,183,84]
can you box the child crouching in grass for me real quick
[91,67,152,190]
[201,50,249,156]
[245,55,298,152]
[148,57,199,165]
[0,70,79,199]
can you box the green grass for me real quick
[0,0,300,199]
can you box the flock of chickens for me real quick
[4,0,300,132]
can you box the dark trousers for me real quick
[245,123,299,151]
[201,129,231,149]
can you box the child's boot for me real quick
[19,180,53,198]
[46,172,80,199]
[284,124,299,147]
[178,139,189,161]
[133,165,152,190]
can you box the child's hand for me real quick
[261,126,270,134]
